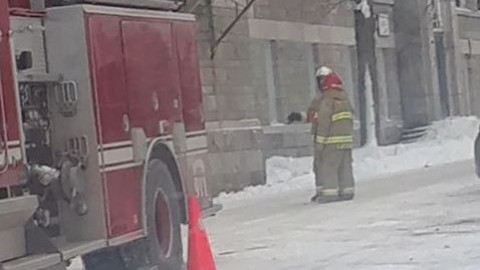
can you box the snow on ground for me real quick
[207,161,480,269]
[216,117,479,205]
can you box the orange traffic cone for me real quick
[187,195,217,270]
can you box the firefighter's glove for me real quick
[287,112,303,124]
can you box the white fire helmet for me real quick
[315,66,333,77]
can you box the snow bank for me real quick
[216,117,479,204]
[214,157,314,203]
[355,117,478,180]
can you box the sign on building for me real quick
[377,13,390,37]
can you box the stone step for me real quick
[401,125,430,144]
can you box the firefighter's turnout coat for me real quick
[307,73,355,198]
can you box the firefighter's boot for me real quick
[313,195,340,204]
[315,187,340,204]
[310,186,323,202]
[311,187,339,204]
[339,189,355,201]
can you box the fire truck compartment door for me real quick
[121,20,183,138]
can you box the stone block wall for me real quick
[206,122,265,196]
[188,0,267,197]
[454,9,480,117]
[262,125,313,158]
[183,0,480,196]
[248,1,358,126]
[187,0,362,195]
[252,0,354,27]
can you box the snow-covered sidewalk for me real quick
[216,117,479,205]
[207,160,480,270]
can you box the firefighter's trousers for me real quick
[314,145,355,197]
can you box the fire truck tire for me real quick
[82,160,182,270]
[144,159,183,270]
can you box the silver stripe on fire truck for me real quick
[98,139,170,167]
[101,162,143,173]
[186,130,207,137]
[98,146,134,167]
[108,229,144,247]
[98,135,205,170]
[100,140,132,150]
[98,131,205,151]
[7,140,21,147]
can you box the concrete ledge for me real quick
[206,119,261,131]
[459,39,480,55]
[378,119,403,145]
[373,0,394,5]
[206,120,266,196]
[262,124,313,159]
[456,8,480,18]
[208,129,263,153]
[262,123,310,134]
[248,18,356,45]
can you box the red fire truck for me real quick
[0,0,213,269]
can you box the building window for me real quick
[455,0,461,7]
[266,40,315,124]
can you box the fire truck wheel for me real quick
[145,159,183,269]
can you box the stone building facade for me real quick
[408,0,480,120]
[393,0,442,129]
[183,0,474,196]
[185,0,364,195]
[441,0,480,117]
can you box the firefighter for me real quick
[288,66,355,203]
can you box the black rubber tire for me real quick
[143,160,183,270]
[83,160,183,270]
